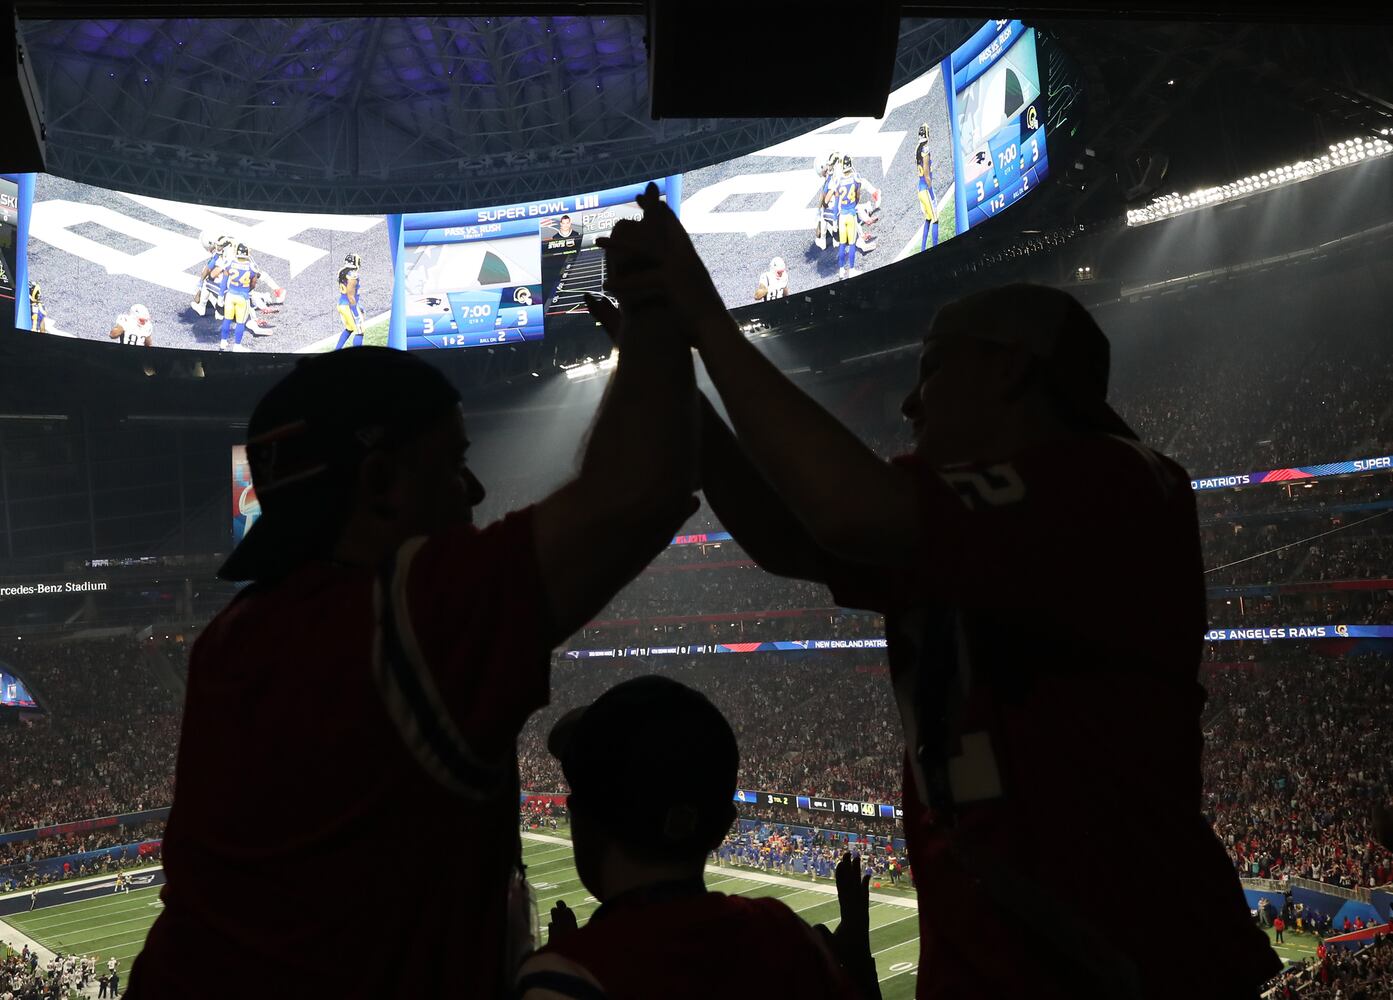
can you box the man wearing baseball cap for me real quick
[131,218,701,998]
[599,198,1281,999]
[514,675,869,1000]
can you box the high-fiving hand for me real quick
[834,851,872,946]
[598,182,727,332]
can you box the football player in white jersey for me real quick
[754,257,790,301]
[110,304,154,347]
[191,232,232,317]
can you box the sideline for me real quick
[0,864,164,903]
[522,832,916,910]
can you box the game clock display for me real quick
[404,284,544,349]
[950,21,1050,232]
[393,178,677,350]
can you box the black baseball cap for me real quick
[219,347,462,583]
[548,676,739,857]
[928,284,1137,441]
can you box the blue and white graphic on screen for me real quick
[394,178,678,350]
[0,670,37,709]
[950,21,1049,232]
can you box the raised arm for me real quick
[586,291,830,583]
[602,197,922,567]
[531,200,700,645]
[698,395,831,583]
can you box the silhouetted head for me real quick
[219,347,483,582]
[901,284,1135,464]
[549,675,739,898]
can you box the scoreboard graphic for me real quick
[0,174,23,316]
[950,20,1049,232]
[391,178,678,350]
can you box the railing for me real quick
[1241,874,1376,903]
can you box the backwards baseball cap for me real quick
[928,283,1137,441]
[219,347,462,583]
[548,676,739,859]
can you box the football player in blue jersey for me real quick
[916,123,940,252]
[833,155,867,278]
[28,282,49,333]
[334,253,364,350]
[217,243,258,352]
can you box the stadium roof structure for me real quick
[15,14,975,213]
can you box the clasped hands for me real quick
[582,182,729,348]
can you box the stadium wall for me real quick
[1241,886,1383,931]
[0,838,162,888]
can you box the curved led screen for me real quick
[6,20,1048,353]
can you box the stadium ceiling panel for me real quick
[16,14,974,213]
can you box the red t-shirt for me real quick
[518,889,857,999]
[131,509,548,998]
[825,434,1280,999]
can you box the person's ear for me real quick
[358,452,398,519]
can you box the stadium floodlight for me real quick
[1127,135,1393,227]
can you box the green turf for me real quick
[1,844,1323,1000]
[938,196,958,243]
[3,883,161,975]
[304,312,390,352]
[1262,924,1320,966]
[521,836,923,997]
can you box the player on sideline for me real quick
[110,305,154,347]
[128,183,702,1000]
[597,199,1284,1000]
[915,124,939,252]
[216,243,257,353]
[334,253,365,350]
[29,282,49,333]
[515,675,874,1000]
[754,257,790,301]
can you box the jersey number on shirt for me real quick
[940,464,1026,509]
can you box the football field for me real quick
[1,838,1314,998]
[1,836,925,997]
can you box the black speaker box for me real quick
[648,1,902,119]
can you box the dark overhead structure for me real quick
[647,2,903,119]
[7,9,966,212]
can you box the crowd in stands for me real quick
[1202,520,1393,588]
[0,639,179,835]
[0,821,165,893]
[1264,932,1393,1000]
[1203,652,1393,889]
[0,821,164,871]
[1103,290,1393,478]
[1208,591,1393,629]
[520,657,901,806]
